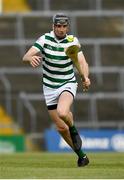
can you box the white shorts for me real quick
[43,82,78,110]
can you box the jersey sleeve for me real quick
[33,35,45,53]
[67,35,82,53]
[74,37,81,46]
[74,37,84,54]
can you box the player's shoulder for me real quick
[36,34,45,42]
[44,31,53,37]
[36,31,51,42]
[44,32,50,36]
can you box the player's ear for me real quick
[66,25,69,33]
[52,24,55,31]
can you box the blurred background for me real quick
[0,0,124,153]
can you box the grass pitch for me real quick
[0,152,124,179]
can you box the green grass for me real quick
[0,152,124,179]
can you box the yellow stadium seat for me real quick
[0,106,6,118]
[0,105,24,135]
[2,0,31,13]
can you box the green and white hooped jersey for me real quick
[33,31,81,89]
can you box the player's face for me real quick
[53,24,69,39]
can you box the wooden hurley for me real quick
[65,45,83,79]
[65,45,80,62]
[65,45,87,90]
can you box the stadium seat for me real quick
[22,101,51,132]
[97,98,124,121]
[73,99,90,122]
[102,0,124,10]
[0,105,23,135]
[101,45,124,66]
[7,73,41,93]
[50,0,96,10]
[3,0,30,13]
[80,44,94,67]
[76,72,120,93]
[23,16,51,39]
[76,16,123,38]
[27,0,44,11]
[0,45,22,67]
[0,17,17,39]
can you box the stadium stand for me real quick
[0,105,23,135]
[0,16,17,39]
[0,0,124,135]
[23,16,51,39]
[101,45,124,66]
[2,0,30,13]
[49,0,95,10]
[27,0,45,11]
[102,0,124,10]
[76,16,123,38]
[27,0,124,11]
[0,45,21,66]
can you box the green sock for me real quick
[75,149,86,158]
[69,125,86,158]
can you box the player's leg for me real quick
[57,92,81,149]
[43,85,74,149]
[43,84,89,166]
[48,109,74,149]
[57,91,89,166]
[57,91,82,151]
[49,107,84,154]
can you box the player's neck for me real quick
[55,34,66,40]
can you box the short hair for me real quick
[53,13,69,25]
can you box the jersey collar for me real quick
[51,31,67,43]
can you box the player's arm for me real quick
[77,51,91,91]
[23,46,42,68]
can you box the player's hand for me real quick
[82,77,91,92]
[30,56,42,67]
